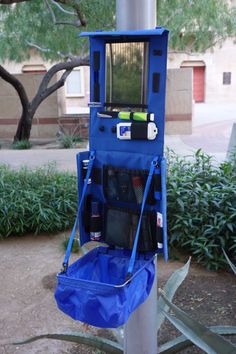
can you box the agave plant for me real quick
[159,291,236,353]
[222,248,236,275]
[158,251,236,353]
[14,255,236,353]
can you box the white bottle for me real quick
[117,122,158,140]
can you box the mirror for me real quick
[106,41,149,110]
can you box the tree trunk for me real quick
[14,107,34,142]
[0,64,31,142]
[0,58,89,142]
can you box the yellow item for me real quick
[118,112,131,120]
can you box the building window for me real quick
[223,72,231,85]
[65,67,85,97]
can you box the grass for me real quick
[11,140,32,150]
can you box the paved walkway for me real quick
[0,103,235,169]
[165,103,235,162]
[165,119,235,162]
[0,149,81,172]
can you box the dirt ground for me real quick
[0,233,235,354]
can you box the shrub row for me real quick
[0,164,77,237]
[167,149,236,270]
[0,150,235,270]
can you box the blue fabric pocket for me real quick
[55,246,155,328]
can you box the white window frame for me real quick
[65,67,85,97]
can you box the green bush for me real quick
[1,150,235,271]
[72,136,83,144]
[0,164,77,237]
[62,237,80,253]
[12,140,32,150]
[59,135,75,149]
[167,149,236,270]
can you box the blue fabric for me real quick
[80,28,168,38]
[161,158,168,261]
[55,28,169,328]
[63,151,95,270]
[55,246,155,328]
[87,29,168,157]
[127,157,158,275]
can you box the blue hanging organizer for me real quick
[55,27,169,328]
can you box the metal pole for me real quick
[116,1,158,353]
[226,123,236,161]
[124,258,158,354]
[116,0,156,31]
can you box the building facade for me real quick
[1,35,235,139]
[168,38,236,104]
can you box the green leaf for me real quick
[13,332,123,354]
[160,291,236,354]
[222,248,236,275]
[0,164,77,237]
[157,257,191,331]
[195,149,202,157]
[159,326,236,354]
[176,198,185,211]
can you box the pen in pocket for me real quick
[156,212,163,249]
[132,176,143,204]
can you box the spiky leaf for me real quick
[160,291,236,354]
[157,257,191,331]
[13,332,123,354]
[222,249,236,275]
[159,326,236,354]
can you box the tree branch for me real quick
[202,36,226,52]
[25,40,51,53]
[0,65,29,110]
[55,0,87,26]
[0,0,31,3]
[33,69,72,108]
[44,0,82,28]
[51,0,76,16]
[31,57,89,109]
[25,39,72,59]
[0,0,87,26]
[0,0,87,27]
[45,0,56,22]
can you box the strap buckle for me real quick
[125,272,133,283]
[152,158,158,167]
[61,262,68,274]
[90,151,95,160]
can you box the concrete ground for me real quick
[0,103,235,169]
[165,103,236,162]
[0,149,79,172]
